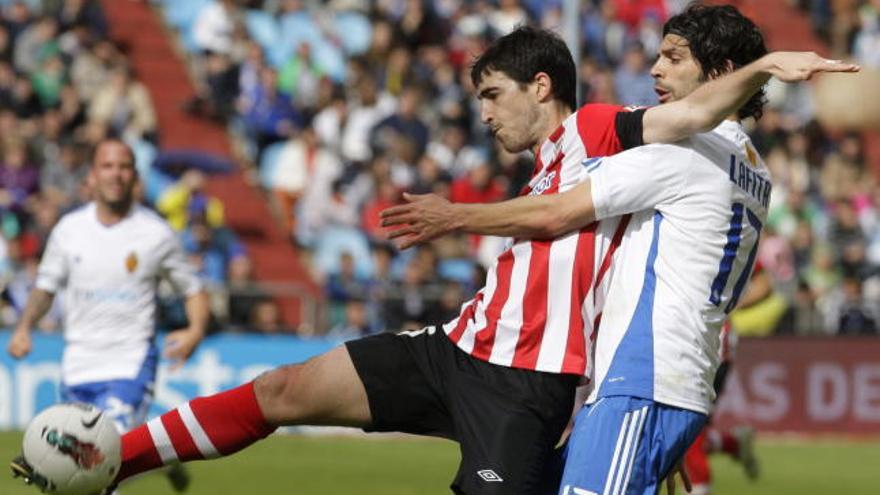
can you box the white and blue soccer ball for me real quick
[22,403,121,495]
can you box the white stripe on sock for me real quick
[146,417,177,463]
[178,402,220,459]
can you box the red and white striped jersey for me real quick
[441,104,642,376]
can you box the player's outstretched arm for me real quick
[7,288,55,359]
[643,51,859,144]
[381,182,595,249]
[163,290,210,368]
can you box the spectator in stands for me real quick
[370,85,429,161]
[185,50,239,121]
[11,73,42,120]
[854,0,880,68]
[0,141,39,214]
[836,276,878,335]
[327,297,373,340]
[56,0,109,37]
[69,39,118,101]
[340,73,395,164]
[226,256,270,330]
[239,67,302,161]
[181,211,246,286]
[269,123,341,237]
[382,253,432,331]
[449,148,505,205]
[193,0,240,56]
[278,42,324,110]
[40,141,86,209]
[88,64,157,142]
[249,299,288,334]
[14,16,58,74]
[360,177,400,244]
[157,169,225,231]
[325,251,370,326]
[614,42,657,106]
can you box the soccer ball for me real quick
[22,403,121,495]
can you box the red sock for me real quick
[719,430,740,457]
[116,382,276,482]
[684,430,711,487]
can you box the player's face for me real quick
[650,34,704,104]
[90,141,137,211]
[476,70,541,153]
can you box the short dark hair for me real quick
[664,3,768,121]
[470,26,577,111]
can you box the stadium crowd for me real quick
[0,0,876,339]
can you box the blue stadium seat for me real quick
[314,226,374,278]
[163,0,210,31]
[438,258,476,285]
[332,12,372,55]
[310,39,347,82]
[244,9,280,51]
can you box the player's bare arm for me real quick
[382,181,595,249]
[643,51,859,144]
[6,288,56,359]
[163,290,210,368]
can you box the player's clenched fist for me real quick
[7,328,32,359]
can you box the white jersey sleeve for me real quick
[158,228,202,296]
[589,143,692,221]
[35,221,70,293]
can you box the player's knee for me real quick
[254,363,310,423]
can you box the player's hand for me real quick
[764,51,860,82]
[7,328,32,359]
[664,459,692,495]
[380,193,460,249]
[163,327,205,370]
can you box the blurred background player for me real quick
[7,138,209,491]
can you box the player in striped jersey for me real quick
[381,6,858,495]
[11,21,853,495]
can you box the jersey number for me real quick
[709,202,762,313]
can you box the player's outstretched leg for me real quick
[115,346,370,484]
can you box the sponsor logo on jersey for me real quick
[530,171,557,196]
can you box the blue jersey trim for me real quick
[598,211,662,399]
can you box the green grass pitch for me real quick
[1,431,877,494]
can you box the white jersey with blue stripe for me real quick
[586,120,771,414]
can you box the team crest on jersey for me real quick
[125,252,138,273]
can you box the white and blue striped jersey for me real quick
[586,121,771,414]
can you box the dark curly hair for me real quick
[470,26,577,112]
[664,3,768,121]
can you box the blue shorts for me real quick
[559,396,707,495]
[60,346,157,432]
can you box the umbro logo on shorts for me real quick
[477,469,503,482]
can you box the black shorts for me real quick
[346,327,579,495]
